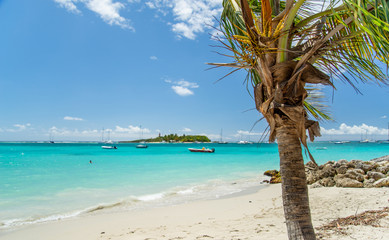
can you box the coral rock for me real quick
[367,171,386,181]
[373,177,389,187]
[335,178,364,188]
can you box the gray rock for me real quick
[335,159,348,167]
[319,177,336,187]
[305,161,318,171]
[336,165,348,175]
[347,160,362,169]
[373,177,389,187]
[370,155,389,163]
[306,172,319,185]
[334,174,346,182]
[367,171,386,181]
[310,182,323,188]
[376,165,389,174]
[335,178,364,188]
[345,169,365,182]
[355,162,376,173]
[318,165,336,179]
[363,178,375,188]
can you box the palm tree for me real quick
[210,0,389,239]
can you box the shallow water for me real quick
[0,141,387,230]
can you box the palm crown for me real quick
[212,0,389,149]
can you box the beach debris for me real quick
[196,235,214,239]
[316,207,389,238]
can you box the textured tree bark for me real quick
[276,117,316,240]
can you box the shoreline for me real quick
[1,184,388,240]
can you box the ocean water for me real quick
[0,142,388,231]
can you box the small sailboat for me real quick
[136,125,148,148]
[218,129,228,144]
[49,130,55,143]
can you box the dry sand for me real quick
[1,184,388,240]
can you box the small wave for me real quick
[85,201,127,213]
[137,193,165,202]
[0,210,84,230]
[177,187,194,195]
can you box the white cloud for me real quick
[171,85,194,96]
[381,115,387,119]
[176,80,199,88]
[6,123,32,132]
[85,0,132,29]
[54,0,80,13]
[64,116,84,121]
[182,127,192,132]
[234,130,262,137]
[115,125,150,134]
[54,0,222,39]
[150,56,158,60]
[320,123,387,135]
[166,79,199,96]
[54,0,133,29]
[145,0,222,39]
[49,126,100,137]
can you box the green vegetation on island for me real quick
[119,134,211,143]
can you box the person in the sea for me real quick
[89,160,92,164]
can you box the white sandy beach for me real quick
[1,184,388,240]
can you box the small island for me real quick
[119,134,211,143]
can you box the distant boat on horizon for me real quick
[136,142,148,148]
[101,146,117,149]
[136,125,148,148]
[218,129,228,144]
[316,147,328,150]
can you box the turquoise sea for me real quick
[0,142,388,231]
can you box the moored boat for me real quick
[188,147,215,153]
[101,146,117,149]
[136,143,148,148]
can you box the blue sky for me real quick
[0,0,388,142]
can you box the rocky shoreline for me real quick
[264,155,389,188]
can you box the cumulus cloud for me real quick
[54,0,222,39]
[165,79,199,96]
[64,116,84,121]
[6,123,32,132]
[234,130,262,137]
[49,126,99,137]
[171,86,194,96]
[150,56,158,60]
[115,125,150,134]
[54,0,133,29]
[381,115,387,119]
[145,0,222,39]
[181,127,192,132]
[320,123,387,135]
[54,0,80,13]
[85,0,132,29]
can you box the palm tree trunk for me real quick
[276,118,316,240]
